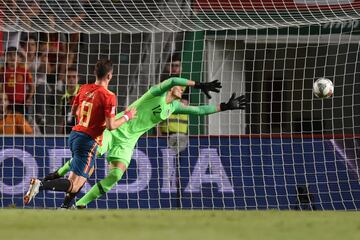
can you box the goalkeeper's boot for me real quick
[43,170,61,181]
[24,178,41,204]
[75,205,86,210]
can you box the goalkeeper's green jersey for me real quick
[99,77,217,166]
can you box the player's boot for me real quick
[57,204,72,210]
[64,205,86,210]
[24,178,41,204]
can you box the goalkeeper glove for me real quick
[194,80,222,99]
[220,93,247,111]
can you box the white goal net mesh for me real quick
[0,0,360,210]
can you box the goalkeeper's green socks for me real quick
[57,160,71,176]
[76,167,124,206]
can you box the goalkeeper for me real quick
[47,77,246,208]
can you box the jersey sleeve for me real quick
[150,77,189,96]
[104,94,116,118]
[173,101,218,115]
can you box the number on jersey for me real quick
[78,101,93,127]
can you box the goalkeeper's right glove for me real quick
[194,80,222,99]
[220,93,247,111]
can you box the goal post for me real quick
[0,0,360,210]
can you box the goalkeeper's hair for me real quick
[170,53,181,63]
[94,59,113,80]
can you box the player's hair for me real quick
[19,34,38,49]
[94,59,113,80]
[5,47,19,55]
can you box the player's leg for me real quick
[24,177,73,204]
[60,192,77,209]
[58,132,98,207]
[48,130,109,182]
[75,161,126,207]
[59,132,112,208]
[26,160,73,204]
[64,172,88,193]
[24,131,97,204]
[60,166,95,208]
[24,170,90,203]
[75,134,129,207]
[44,132,85,182]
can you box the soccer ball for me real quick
[313,78,334,98]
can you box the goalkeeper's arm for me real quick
[150,77,195,96]
[173,93,247,115]
[150,77,222,98]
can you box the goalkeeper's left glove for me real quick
[220,93,247,111]
[194,80,222,99]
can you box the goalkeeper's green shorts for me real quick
[97,130,112,157]
[106,145,133,168]
[98,129,135,168]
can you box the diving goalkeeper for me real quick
[46,77,246,208]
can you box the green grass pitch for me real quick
[0,210,359,240]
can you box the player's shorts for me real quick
[68,131,98,178]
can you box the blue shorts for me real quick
[68,131,98,178]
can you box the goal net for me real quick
[1,0,360,210]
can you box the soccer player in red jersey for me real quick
[24,59,136,205]
[0,47,34,115]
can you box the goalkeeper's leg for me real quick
[75,161,126,207]
[43,159,72,181]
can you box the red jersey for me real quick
[0,65,33,104]
[72,84,116,142]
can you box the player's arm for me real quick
[71,87,82,116]
[105,108,136,130]
[174,93,247,115]
[104,94,136,131]
[71,104,78,116]
[71,97,79,116]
